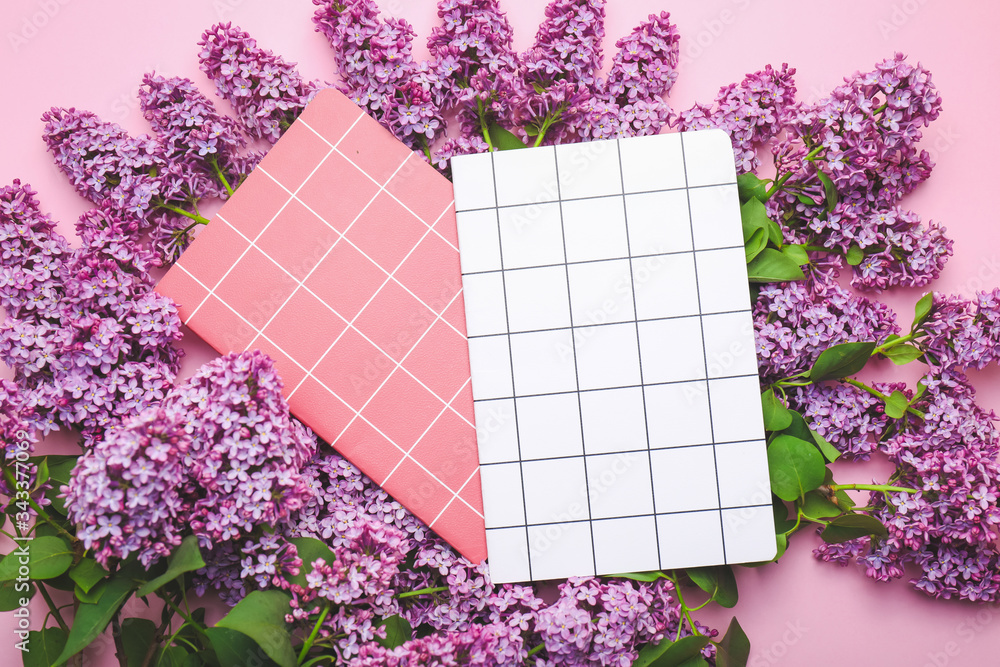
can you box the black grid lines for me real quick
[454,130,776,583]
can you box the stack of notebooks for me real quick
[157,88,775,582]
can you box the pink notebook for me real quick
[156,88,487,562]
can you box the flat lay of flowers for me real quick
[1,0,999,665]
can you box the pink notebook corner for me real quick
[156,88,487,562]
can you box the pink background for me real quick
[2,0,1000,664]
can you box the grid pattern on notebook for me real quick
[452,130,775,583]
[156,88,487,563]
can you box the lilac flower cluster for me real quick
[0,379,35,460]
[139,73,266,258]
[753,266,899,384]
[816,372,1000,602]
[765,54,948,290]
[510,1,603,144]
[315,0,681,162]
[788,381,898,461]
[349,622,525,666]
[215,449,708,665]
[139,73,249,195]
[64,351,317,566]
[42,108,165,221]
[0,185,182,444]
[917,288,1000,371]
[578,12,680,140]
[313,0,447,150]
[523,0,606,88]
[672,64,797,173]
[199,23,317,143]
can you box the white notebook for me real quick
[452,130,775,583]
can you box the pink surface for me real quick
[2,0,1000,664]
[156,88,486,563]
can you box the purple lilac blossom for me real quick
[769,54,947,289]
[0,181,70,321]
[0,193,183,444]
[63,351,317,567]
[816,371,1000,602]
[579,11,679,140]
[312,0,447,151]
[199,23,318,143]
[753,266,899,384]
[510,0,605,144]
[41,108,165,223]
[917,288,1000,371]
[671,64,797,173]
[199,449,708,664]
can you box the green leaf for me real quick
[747,248,806,283]
[0,536,73,581]
[810,429,841,463]
[795,192,818,206]
[743,227,767,263]
[612,571,667,582]
[736,173,768,202]
[121,617,157,667]
[488,123,526,150]
[634,634,710,667]
[287,537,336,590]
[882,343,923,365]
[800,491,842,520]
[774,532,788,560]
[761,389,792,431]
[74,580,106,604]
[207,628,278,667]
[31,457,50,493]
[781,244,809,266]
[137,535,206,597]
[844,244,864,266]
[808,341,876,382]
[22,627,68,667]
[157,646,189,667]
[53,573,136,665]
[912,292,934,331]
[767,435,827,501]
[677,659,710,667]
[715,617,751,667]
[69,557,109,594]
[884,390,909,419]
[772,497,797,534]
[816,170,838,211]
[215,590,295,667]
[685,565,738,608]
[377,615,412,649]
[0,579,32,611]
[44,455,79,516]
[764,216,784,247]
[821,514,889,543]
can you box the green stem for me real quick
[843,378,926,419]
[783,509,805,538]
[208,157,235,197]
[37,583,70,634]
[872,332,919,356]
[1,467,76,543]
[156,201,210,225]
[829,483,919,494]
[477,98,495,152]
[397,586,448,599]
[160,593,209,639]
[297,606,330,665]
[763,172,794,201]
[526,644,545,658]
[664,572,700,641]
